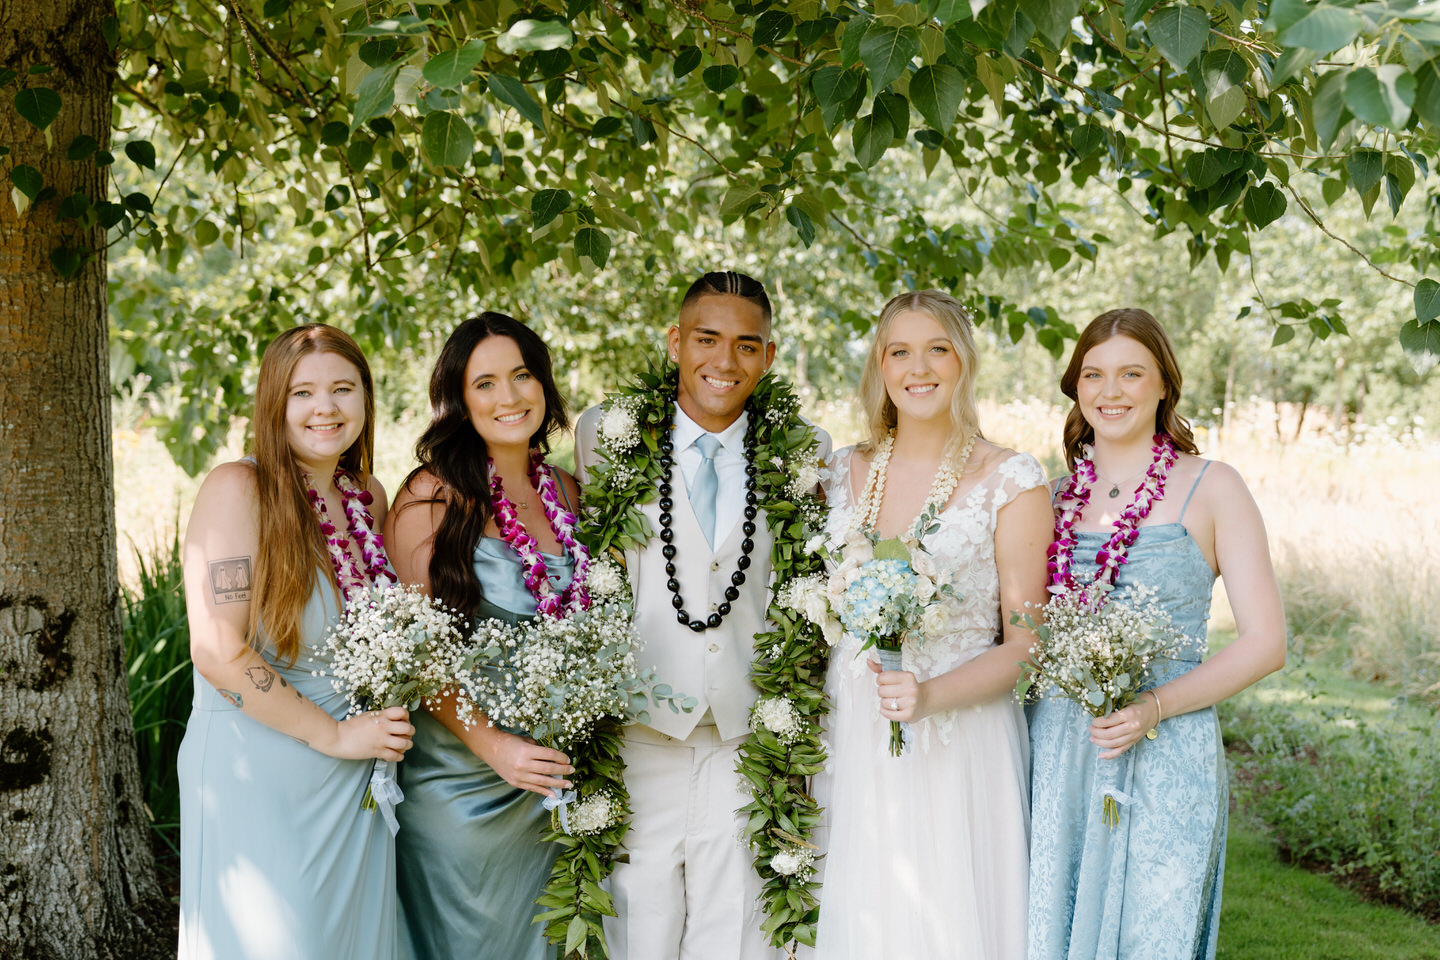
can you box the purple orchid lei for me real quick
[1047,433,1179,609]
[488,450,592,618]
[304,469,398,604]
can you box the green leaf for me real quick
[1147,6,1210,71]
[852,111,894,168]
[1124,0,1162,27]
[49,246,82,278]
[1414,278,1440,325]
[859,24,921,92]
[1206,86,1246,131]
[1344,65,1415,130]
[1321,175,1345,206]
[1242,181,1287,228]
[909,64,964,134]
[703,64,740,92]
[873,92,909,142]
[66,134,98,161]
[13,87,62,131]
[194,219,220,247]
[1272,45,1321,85]
[488,74,546,128]
[1385,155,1415,216]
[1414,60,1440,127]
[9,164,42,200]
[674,46,702,79]
[0,69,14,87]
[123,191,152,213]
[812,66,860,130]
[1071,123,1105,158]
[1271,324,1295,346]
[1019,0,1081,49]
[351,63,401,131]
[531,188,571,228]
[565,914,588,955]
[574,226,611,268]
[422,40,487,89]
[320,121,349,147]
[720,183,766,221]
[1347,149,1383,197]
[785,204,816,246]
[1201,49,1247,99]
[753,10,794,49]
[497,20,573,55]
[1279,6,1363,56]
[124,140,157,170]
[420,111,474,167]
[1400,318,1440,374]
[840,15,873,69]
[1312,70,1350,150]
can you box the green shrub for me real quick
[123,536,191,884]
[1223,695,1440,916]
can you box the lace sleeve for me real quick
[988,451,1048,519]
[823,445,859,514]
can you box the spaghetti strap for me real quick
[1178,461,1211,522]
[554,465,577,512]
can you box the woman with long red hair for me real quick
[177,324,413,960]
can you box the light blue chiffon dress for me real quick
[1028,469,1226,960]
[178,581,397,960]
[395,536,574,960]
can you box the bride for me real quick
[811,290,1051,960]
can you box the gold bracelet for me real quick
[1144,689,1163,740]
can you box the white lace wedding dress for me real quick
[809,446,1044,960]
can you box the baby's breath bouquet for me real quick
[1013,584,1185,827]
[827,530,954,756]
[318,582,468,833]
[461,598,695,831]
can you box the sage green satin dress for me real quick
[395,537,574,960]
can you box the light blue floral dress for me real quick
[1028,467,1225,960]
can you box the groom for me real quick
[575,272,830,959]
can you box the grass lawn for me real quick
[1219,819,1440,959]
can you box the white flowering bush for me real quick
[462,602,695,751]
[318,583,469,713]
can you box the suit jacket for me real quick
[574,401,832,740]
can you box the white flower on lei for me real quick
[566,791,620,836]
[777,573,843,645]
[586,557,629,600]
[768,843,816,880]
[750,695,805,744]
[598,397,642,454]
[785,459,826,500]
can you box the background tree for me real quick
[5,0,1440,954]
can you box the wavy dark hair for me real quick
[1060,308,1200,470]
[399,313,569,618]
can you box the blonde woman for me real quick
[178,325,413,960]
[811,291,1052,959]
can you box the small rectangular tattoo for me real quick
[218,689,244,709]
[209,556,253,604]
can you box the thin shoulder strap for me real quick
[1178,460,1212,522]
[555,466,577,512]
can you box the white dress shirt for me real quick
[671,404,749,548]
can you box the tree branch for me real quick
[1283,182,1415,288]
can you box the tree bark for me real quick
[0,1,170,956]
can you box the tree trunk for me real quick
[0,2,171,957]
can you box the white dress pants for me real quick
[604,723,778,960]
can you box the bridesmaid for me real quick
[178,324,414,960]
[384,313,583,960]
[1027,308,1287,960]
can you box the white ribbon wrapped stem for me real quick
[369,759,405,836]
[543,787,578,834]
[1102,788,1134,807]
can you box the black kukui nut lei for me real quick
[656,407,760,633]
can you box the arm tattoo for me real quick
[218,689,244,709]
[245,665,276,693]
[208,556,254,604]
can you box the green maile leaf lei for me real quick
[551,358,832,955]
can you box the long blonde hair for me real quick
[248,324,376,663]
[1059,308,1199,470]
[858,290,981,462]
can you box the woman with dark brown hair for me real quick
[383,312,582,960]
[177,324,414,960]
[1028,308,1287,960]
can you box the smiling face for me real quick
[668,293,775,432]
[879,309,963,429]
[462,334,547,452]
[284,350,367,474]
[1076,334,1167,444]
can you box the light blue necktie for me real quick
[691,433,721,548]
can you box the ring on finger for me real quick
[888,698,899,710]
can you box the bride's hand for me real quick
[870,658,928,723]
[476,729,575,797]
